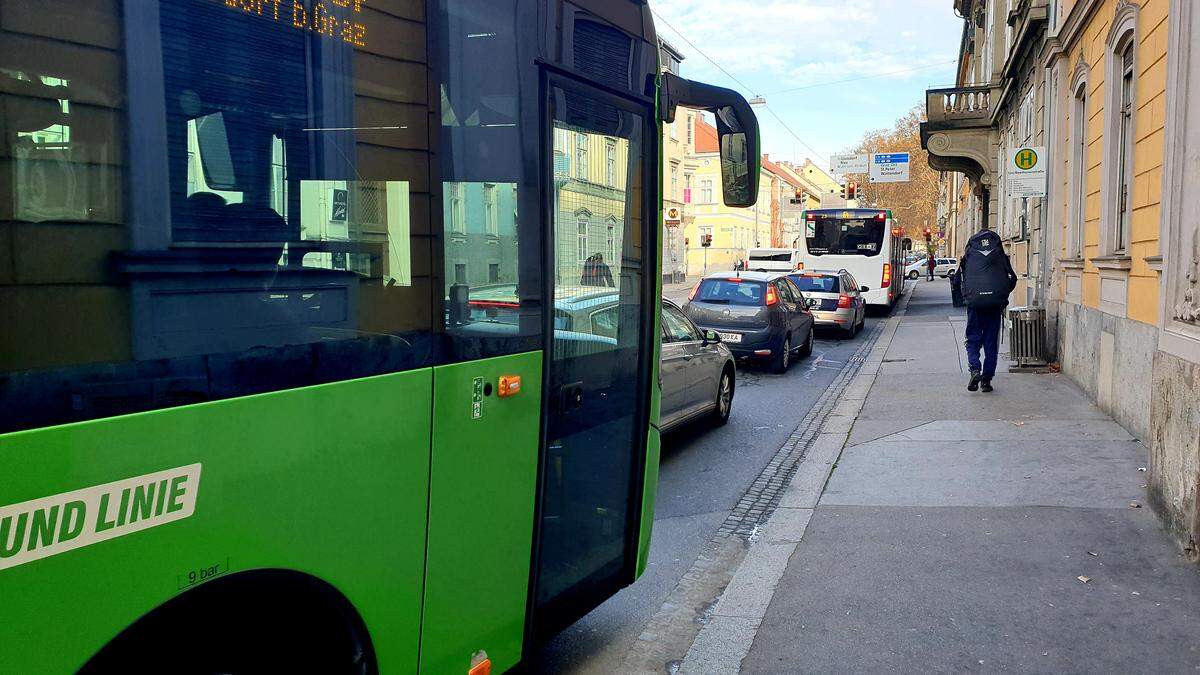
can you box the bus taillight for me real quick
[881,263,892,288]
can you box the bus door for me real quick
[533,81,651,635]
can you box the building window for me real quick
[577,219,588,262]
[1114,43,1135,252]
[684,172,693,203]
[455,263,468,284]
[700,178,713,204]
[483,182,498,236]
[669,117,678,140]
[575,133,588,180]
[489,263,500,282]
[448,182,465,234]
[1102,7,1138,256]
[1069,81,1087,258]
[686,116,694,146]
[605,139,616,186]
[670,162,679,200]
[607,224,615,259]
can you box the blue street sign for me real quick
[873,153,910,164]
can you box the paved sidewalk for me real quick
[686,279,1200,673]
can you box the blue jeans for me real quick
[965,306,1004,379]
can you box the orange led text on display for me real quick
[222,0,367,47]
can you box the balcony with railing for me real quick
[920,84,1002,185]
[925,85,997,125]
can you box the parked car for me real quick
[788,269,867,338]
[904,257,958,279]
[683,271,815,373]
[660,299,737,431]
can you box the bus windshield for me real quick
[806,218,884,256]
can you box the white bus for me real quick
[795,208,907,310]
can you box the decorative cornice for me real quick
[1105,0,1139,50]
[1070,50,1090,90]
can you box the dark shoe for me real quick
[980,380,993,393]
[968,370,981,392]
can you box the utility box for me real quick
[1008,306,1047,367]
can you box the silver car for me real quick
[787,270,867,338]
[660,299,736,432]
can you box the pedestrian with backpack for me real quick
[959,229,1018,392]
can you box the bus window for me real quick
[0,0,439,433]
[806,218,884,256]
[436,0,541,359]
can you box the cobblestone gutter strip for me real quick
[619,318,892,675]
[680,296,910,674]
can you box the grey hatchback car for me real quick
[660,299,737,431]
[787,270,867,338]
[683,271,815,373]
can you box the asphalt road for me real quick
[530,292,887,673]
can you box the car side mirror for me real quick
[860,286,870,293]
[703,329,722,344]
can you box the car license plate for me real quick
[718,332,742,343]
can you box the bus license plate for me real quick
[718,332,742,343]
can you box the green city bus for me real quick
[0,1,758,672]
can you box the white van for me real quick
[746,248,803,272]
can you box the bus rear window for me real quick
[694,279,765,305]
[789,274,839,293]
[805,219,884,256]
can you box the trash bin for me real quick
[950,270,964,307]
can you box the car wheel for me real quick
[843,318,857,339]
[713,367,734,425]
[799,329,814,358]
[907,270,919,280]
[772,335,791,373]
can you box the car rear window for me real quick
[788,274,840,293]
[695,279,765,306]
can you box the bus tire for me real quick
[81,570,376,675]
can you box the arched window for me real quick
[1102,4,1139,255]
[1068,60,1088,260]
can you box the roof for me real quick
[694,116,719,153]
[701,270,788,281]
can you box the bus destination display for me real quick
[221,0,367,46]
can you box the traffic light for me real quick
[838,182,846,199]
[847,182,857,200]
[701,233,713,248]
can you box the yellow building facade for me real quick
[924,0,1200,551]
[681,118,773,275]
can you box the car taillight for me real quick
[882,263,892,289]
[765,285,779,306]
[689,284,700,301]
[838,294,852,309]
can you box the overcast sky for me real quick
[651,0,963,170]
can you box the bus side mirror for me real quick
[659,73,760,208]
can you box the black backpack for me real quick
[959,230,1016,309]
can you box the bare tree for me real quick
[844,105,940,241]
